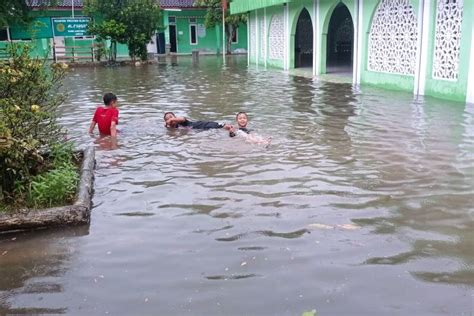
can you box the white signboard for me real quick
[197,24,206,38]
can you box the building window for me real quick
[231,29,238,44]
[168,16,176,24]
[0,28,10,41]
[190,24,197,45]
[74,35,95,40]
[367,0,418,75]
[432,0,464,81]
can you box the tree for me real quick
[0,0,31,27]
[0,0,58,27]
[0,44,68,202]
[84,0,161,61]
[194,0,246,54]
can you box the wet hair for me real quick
[103,93,117,106]
[236,111,248,119]
[163,112,176,120]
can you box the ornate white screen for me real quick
[368,0,418,75]
[433,0,464,80]
[269,12,285,60]
[260,17,266,59]
[250,15,256,58]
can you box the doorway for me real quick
[294,8,313,68]
[169,25,177,53]
[326,3,353,74]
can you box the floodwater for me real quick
[1,56,473,315]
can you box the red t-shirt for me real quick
[92,106,119,135]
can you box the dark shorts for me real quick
[188,121,224,129]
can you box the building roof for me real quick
[27,0,199,9]
[159,0,196,8]
[27,0,84,8]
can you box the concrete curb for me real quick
[0,146,96,233]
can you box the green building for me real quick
[0,0,248,60]
[231,0,474,103]
[160,0,247,55]
[0,0,131,60]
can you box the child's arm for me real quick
[88,120,96,134]
[110,121,117,137]
[165,116,187,127]
[89,108,98,134]
[223,124,233,131]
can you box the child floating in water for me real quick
[229,112,271,146]
[164,112,232,130]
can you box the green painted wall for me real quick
[240,0,474,102]
[163,9,247,55]
[231,0,292,15]
[423,0,473,102]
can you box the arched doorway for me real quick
[294,8,313,68]
[326,3,353,74]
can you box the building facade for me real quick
[231,0,474,103]
[0,0,132,60]
[160,0,247,55]
[0,0,248,60]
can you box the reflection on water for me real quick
[0,226,89,314]
[0,55,473,315]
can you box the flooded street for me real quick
[1,55,473,315]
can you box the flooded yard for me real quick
[1,55,473,315]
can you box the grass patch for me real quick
[1,143,81,211]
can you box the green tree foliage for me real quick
[0,44,68,203]
[85,0,161,61]
[0,0,58,27]
[194,0,246,54]
[0,0,31,27]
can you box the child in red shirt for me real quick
[88,93,119,137]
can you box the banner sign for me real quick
[52,17,90,37]
[197,24,206,38]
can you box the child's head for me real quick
[103,93,118,107]
[236,112,248,128]
[163,112,176,121]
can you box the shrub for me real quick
[0,44,70,204]
[27,144,79,208]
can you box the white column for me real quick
[414,0,429,96]
[284,3,290,70]
[467,21,474,104]
[256,11,259,67]
[417,0,431,95]
[264,7,268,68]
[313,0,321,75]
[247,12,250,66]
[352,0,359,84]
[353,0,364,85]
[313,0,319,76]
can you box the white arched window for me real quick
[368,0,418,75]
[269,12,285,60]
[433,0,464,81]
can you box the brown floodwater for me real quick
[1,55,473,315]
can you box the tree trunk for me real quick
[109,41,117,62]
[226,24,235,55]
